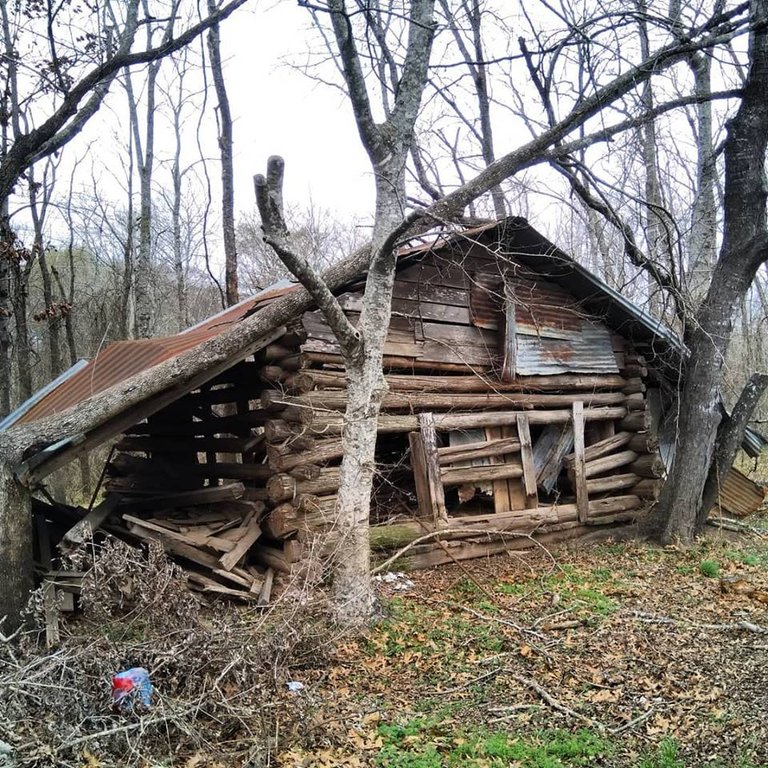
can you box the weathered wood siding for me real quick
[302,248,620,377]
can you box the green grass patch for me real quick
[638,738,685,768]
[375,721,614,767]
[699,560,721,578]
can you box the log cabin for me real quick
[4,217,765,600]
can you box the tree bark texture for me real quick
[0,226,12,418]
[655,0,768,543]
[320,0,436,625]
[0,452,32,632]
[207,1,239,307]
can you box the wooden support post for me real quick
[485,426,510,513]
[516,414,538,509]
[408,432,432,520]
[418,413,448,527]
[572,402,588,523]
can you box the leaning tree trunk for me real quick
[655,268,758,542]
[655,0,768,543]
[698,372,768,529]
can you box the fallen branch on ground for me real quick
[629,610,768,634]
[372,528,556,575]
[707,517,767,538]
[511,673,608,731]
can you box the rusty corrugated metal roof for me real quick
[714,467,766,518]
[9,281,298,427]
[515,322,620,376]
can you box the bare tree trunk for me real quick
[636,2,673,318]
[168,69,189,331]
[686,49,718,300]
[207,0,239,306]
[0,450,32,632]
[121,128,136,341]
[29,162,62,379]
[127,1,178,338]
[10,257,32,402]
[37,250,62,378]
[0,216,14,417]
[655,0,768,543]
[128,61,157,339]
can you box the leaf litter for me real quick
[278,534,768,767]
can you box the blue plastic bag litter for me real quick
[111,667,152,712]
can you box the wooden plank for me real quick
[218,518,263,571]
[339,293,474,325]
[126,409,271,436]
[516,414,538,509]
[116,435,264,454]
[392,280,469,307]
[532,423,573,494]
[503,426,527,511]
[43,581,59,647]
[283,406,628,438]
[302,335,425,360]
[123,514,205,548]
[258,568,275,606]
[448,427,490,503]
[61,496,120,549]
[583,450,638,478]
[294,370,628,394]
[438,436,521,465]
[408,431,433,520]
[267,438,344,472]
[565,431,633,466]
[441,462,524,486]
[585,473,641,494]
[433,406,627,431]
[419,413,448,526]
[268,390,627,413]
[395,261,472,289]
[485,427,510,514]
[500,279,516,382]
[572,402,588,524]
[115,482,245,514]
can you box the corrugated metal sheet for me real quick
[713,467,766,518]
[0,359,90,432]
[12,281,297,426]
[515,322,619,376]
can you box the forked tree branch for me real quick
[553,159,688,322]
[254,156,362,359]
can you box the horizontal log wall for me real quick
[97,246,664,585]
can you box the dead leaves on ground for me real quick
[278,536,768,766]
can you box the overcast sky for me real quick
[212,1,376,219]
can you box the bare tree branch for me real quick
[254,157,362,359]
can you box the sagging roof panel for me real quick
[12,282,296,427]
